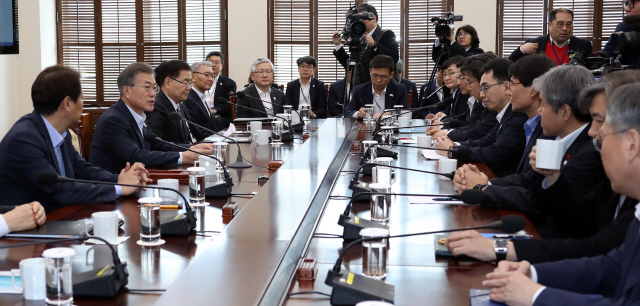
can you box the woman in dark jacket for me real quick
[432,24,484,65]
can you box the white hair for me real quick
[250,58,274,73]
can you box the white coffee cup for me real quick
[157,178,179,201]
[12,257,46,300]
[536,139,564,170]
[417,135,432,148]
[248,121,262,136]
[398,117,410,128]
[438,159,457,180]
[85,211,118,244]
[253,129,270,146]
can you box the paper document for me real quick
[407,196,465,205]
[421,149,448,160]
[398,138,417,144]
[224,123,236,137]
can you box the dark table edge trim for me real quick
[257,119,361,306]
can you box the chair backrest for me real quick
[279,85,284,92]
[407,89,413,109]
[230,92,237,120]
[71,113,92,159]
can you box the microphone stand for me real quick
[236,93,305,131]
[145,134,234,198]
[221,98,296,141]
[170,112,252,168]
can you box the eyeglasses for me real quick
[299,65,314,70]
[442,71,458,78]
[208,60,222,65]
[169,77,194,88]
[593,129,628,152]
[129,84,159,93]
[466,78,478,85]
[370,73,390,81]
[550,21,573,28]
[253,70,273,75]
[456,75,467,81]
[479,82,503,92]
[193,71,214,79]
[509,81,523,87]
[624,1,635,9]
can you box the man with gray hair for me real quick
[91,62,211,174]
[481,81,640,306]
[182,61,221,137]
[235,58,286,118]
[396,59,417,104]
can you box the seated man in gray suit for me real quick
[235,58,286,118]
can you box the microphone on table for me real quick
[373,97,453,133]
[360,141,470,161]
[144,133,233,197]
[371,118,462,138]
[0,235,128,298]
[36,172,197,236]
[338,190,484,240]
[326,215,526,305]
[218,97,296,141]
[169,112,252,169]
[235,92,306,131]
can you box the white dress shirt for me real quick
[0,214,10,237]
[495,102,511,124]
[299,79,311,107]
[256,86,274,116]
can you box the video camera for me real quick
[567,50,631,77]
[431,12,463,39]
[342,6,375,45]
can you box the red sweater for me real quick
[545,41,570,65]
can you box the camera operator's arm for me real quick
[372,30,399,64]
[332,31,349,70]
[508,38,540,62]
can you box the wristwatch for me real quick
[494,239,508,262]
[473,183,488,191]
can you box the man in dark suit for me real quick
[332,4,399,87]
[183,61,220,139]
[146,60,202,144]
[441,57,482,124]
[481,83,640,306]
[285,56,327,118]
[0,202,46,237]
[235,58,286,118]
[416,69,446,119]
[91,63,211,174]
[509,8,593,65]
[429,53,499,141]
[446,71,640,265]
[328,71,350,117]
[344,55,408,118]
[435,58,527,177]
[0,65,149,213]
[205,51,236,128]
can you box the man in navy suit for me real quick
[482,83,640,306]
[344,54,408,118]
[396,59,418,105]
[327,70,352,117]
[0,65,149,213]
[435,58,528,177]
[205,51,236,128]
[416,69,446,119]
[285,56,327,118]
[509,8,593,65]
[183,61,220,139]
[91,62,211,174]
[235,58,286,118]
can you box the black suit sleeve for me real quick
[508,38,539,62]
[448,111,498,142]
[235,95,252,118]
[432,41,484,64]
[373,30,399,63]
[314,80,327,118]
[145,107,171,141]
[328,83,343,117]
[345,88,363,117]
[333,47,349,70]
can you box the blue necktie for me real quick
[55,143,66,177]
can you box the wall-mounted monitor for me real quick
[0,0,18,54]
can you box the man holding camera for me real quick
[332,4,399,88]
[601,0,640,68]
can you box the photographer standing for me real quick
[601,0,640,67]
[332,4,399,87]
[432,24,484,65]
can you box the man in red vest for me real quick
[508,8,593,65]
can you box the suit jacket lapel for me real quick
[117,100,146,149]
[309,78,317,109]
[561,123,591,166]
[32,113,62,175]
[517,122,543,173]
[291,80,301,109]
[60,135,75,178]
[496,104,513,136]
[385,82,396,109]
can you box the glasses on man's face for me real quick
[370,73,390,81]
[253,70,273,75]
[456,75,467,82]
[299,65,314,70]
[130,84,160,93]
[466,78,478,85]
[593,128,628,152]
[624,1,635,9]
[169,77,194,88]
[479,82,503,93]
[509,81,523,87]
[209,60,222,66]
[442,71,457,78]
[193,71,214,79]
[550,21,573,28]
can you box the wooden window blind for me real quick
[57,0,228,107]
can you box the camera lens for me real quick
[351,21,366,36]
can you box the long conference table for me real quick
[0,118,539,306]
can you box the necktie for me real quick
[55,143,66,177]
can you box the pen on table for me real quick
[432,197,458,201]
[492,234,531,239]
[138,204,182,210]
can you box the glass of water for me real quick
[362,140,378,162]
[271,120,284,145]
[364,104,374,123]
[139,197,161,244]
[360,228,389,280]
[42,247,76,305]
[369,183,392,224]
[283,105,293,115]
[188,162,206,205]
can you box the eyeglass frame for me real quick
[550,21,574,28]
[442,71,458,78]
[193,71,215,79]
[593,129,629,152]
[479,82,505,93]
[370,73,391,81]
[252,70,273,75]
[169,77,194,88]
[298,65,314,70]
[129,84,160,93]
[624,1,635,9]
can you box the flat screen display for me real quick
[0,0,19,54]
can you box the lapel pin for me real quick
[219,83,222,85]
[563,160,568,165]
[390,94,394,97]
[272,97,276,100]
[313,84,315,87]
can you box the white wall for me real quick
[0,0,56,137]
[455,0,497,53]
[227,0,269,87]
